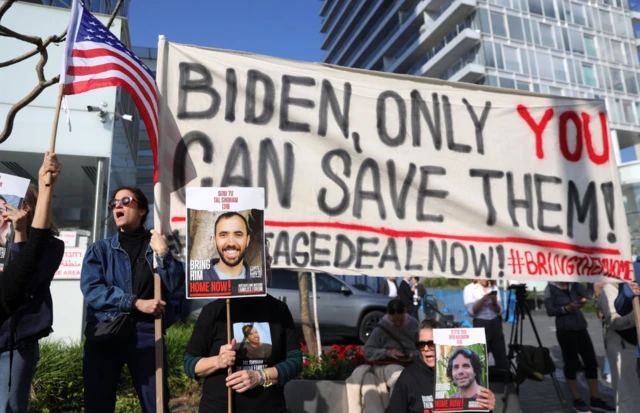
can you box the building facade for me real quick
[320,0,640,255]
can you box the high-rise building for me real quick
[320,0,640,254]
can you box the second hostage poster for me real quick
[434,328,489,412]
[186,187,267,299]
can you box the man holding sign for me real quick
[202,212,251,281]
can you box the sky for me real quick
[128,0,325,63]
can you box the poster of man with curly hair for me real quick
[434,328,490,412]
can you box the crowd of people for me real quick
[2,153,640,413]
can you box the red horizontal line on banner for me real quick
[189,292,231,297]
[169,217,621,256]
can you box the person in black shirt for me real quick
[398,277,416,319]
[80,186,185,412]
[184,245,302,413]
[0,152,61,326]
[386,320,496,413]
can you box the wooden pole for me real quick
[227,298,232,413]
[45,83,64,186]
[154,272,164,413]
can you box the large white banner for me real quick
[155,40,632,282]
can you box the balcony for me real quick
[324,0,369,63]
[414,28,481,77]
[385,0,477,74]
[447,61,485,83]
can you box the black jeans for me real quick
[556,328,598,380]
[473,316,508,370]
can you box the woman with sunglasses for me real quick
[386,320,496,413]
[80,186,185,413]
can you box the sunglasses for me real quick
[108,196,138,210]
[416,340,436,350]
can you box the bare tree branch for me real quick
[0,0,18,22]
[0,0,120,144]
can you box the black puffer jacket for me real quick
[543,283,589,331]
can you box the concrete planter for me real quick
[284,380,348,413]
[284,379,519,413]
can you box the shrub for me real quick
[301,344,366,381]
[29,321,197,413]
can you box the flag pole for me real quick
[154,268,164,413]
[45,83,64,186]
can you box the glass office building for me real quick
[40,0,131,17]
[320,0,640,254]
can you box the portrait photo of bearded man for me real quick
[202,212,251,281]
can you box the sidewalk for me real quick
[513,311,614,413]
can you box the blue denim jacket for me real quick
[614,283,640,357]
[80,233,185,326]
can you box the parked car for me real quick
[351,283,377,294]
[184,270,391,343]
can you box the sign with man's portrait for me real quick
[434,328,489,412]
[186,187,267,299]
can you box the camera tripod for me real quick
[501,284,568,413]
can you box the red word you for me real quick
[517,105,609,165]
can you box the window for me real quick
[612,40,625,64]
[568,59,577,83]
[504,46,520,72]
[610,68,625,92]
[495,44,504,69]
[529,0,543,16]
[270,270,299,290]
[584,35,596,58]
[528,50,538,76]
[517,81,530,91]
[537,52,553,78]
[499,77,516,89]
[508,15,524,41]
[624,70,638,94]
[533,83,541,93]
[569,30,584,55]
[622,101,634,124]
[636,102,640,125]
[596,65,606,89]
[582,64,596,87]
[313,273,345,293]
[553,57,567,81]
[523,19,533,43]
[613,12,628,37]
[571,3,586,25]
[484,42,496,67]
[562,28,571,51]
[549,87,563,96]
[599,10,613,33]
[542,0,556,18]
[487,75,498,86]
[479,8,491,34]
[520,49,529,74]
[539,23,554,47]
[491,12,507,37]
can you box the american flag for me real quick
[60,0,159,182]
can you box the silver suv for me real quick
[184,270,392,343]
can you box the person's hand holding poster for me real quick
[0,173,30,273]
[186,187,266,299]
[434,328,490,412]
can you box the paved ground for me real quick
[511,310,614,413]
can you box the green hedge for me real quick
[30,322,196,413]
